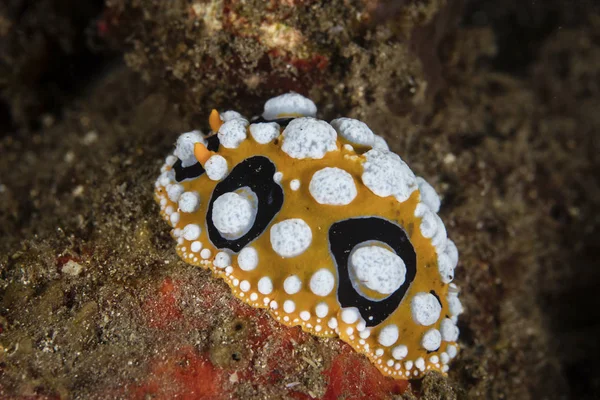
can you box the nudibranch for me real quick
[154,93,463,379]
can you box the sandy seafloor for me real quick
[1,0,599,399]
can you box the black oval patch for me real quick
[206,156,284,252]
[329,217,417,327]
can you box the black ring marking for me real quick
[173,135,221,182]
[250,116,296,127]
[329,217,417,327]
[206,156,284,252]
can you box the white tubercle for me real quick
[263,92,317,120]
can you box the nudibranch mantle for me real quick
[154,92,463,379]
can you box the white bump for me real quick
[213,252,231,268]
[309,167,357,205]
[182,224,201,241]
[386,359,394,367]
[361,149,417,201]
[263,92,317,120]
[225,266,234,274]
[273,171,283,183]
[220,110,243,122]
[250,293,258,301]
[372,135,389,150]
[281,117,337,159]
[416,177,441,213]
[315,325,322,332]
[421,329,442,351]
[440,318,459,342]
[414,203,438,239]
[375,349,384,357]
[442,365,449,373]
[283,275,302,295]
[240,280,251,292]
[250,122,280,144]
[165,206,174,216]
[315,303,329,318]
[447,345,457,359]
[165,155,177,166]
[191,241,202,253]
[283,300,296,313]
[174,130,205,167]
[415,357,425,371]
[429,355,439,364]
[378,325,399,347]
[167,184,185,202]
[350,245,406,295]
[404,361,413,371]
[359,329,371,339]
[238,246,259,271]
[431,214,448,250]
[309,268,335,297]
[218,118,248,149]
[200,248,212,259]
[328,318,338,329]
[205,155,228,181]
[346,327,354,335]
[290,179,301,191]
[212,192,256,239]
[392,345,408,360]
[300,311,311,321]
[447,289,464,318]
[270,218,312,257]
[270,300,278,310]
[169,212,180,226]
[440,352,450,364]
[341,308,360,324]
[411,292,442,326]
[258,277,273,295]
[330,117,375,147]
[178,191,201,213]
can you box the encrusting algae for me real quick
[154,93,463,379]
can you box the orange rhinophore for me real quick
[154,93,463,379]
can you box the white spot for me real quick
[257,277,273,295]
[415,357,426,371]
[411,292,442,326]
[182,224,201,241]
[165,206,174,216]
[309,268,335,297]
[356,319,366,332]
[414,203,438,239]
[375,349,384,357]
[328,318,338,329]
[169,212,180,226]
[273,171,283,183]
[315,303,329,318]
[392,345,408,360]
[200,248,212,259]
[315,325,322,332]
[359,329,371,339]
[442,365,449,373]
[240,280,251,292]
[346,327,354,335]
[445,240,459,267]
[361,149,417,202]
[290,179,301,191]
[205,155,228,181]
[416,177,441,213]
[447,291,464,318]
[309,167,357,205]
[378,325,399,347]
[174,130,205,167]
[179,191,201,213]
[440,352,450,364]
[341,307,360,324]
[431,214,448,250]
[270,300,278,310]
[422,329,442,351]
[158,169,176,186]
[300,311,311,321]
[404,360,414,371]
[165,155,177,166]
[447,345,457,359]
[191,241,202,253]
[166,184,185,202]
[212,192,256,239]
[218,118,248,149]
[250,293,258,301]
[371,135,389,150]
[281,118,337,159]
[386,359,394,367]
[429,355,439,364]
[330,118,374,147]
[283,300,296,313]
[213,252,231,268]
[238,246,259,271]
[283,275,302,295]
[249,122,280,144]
[270,218,312,257]
[220,110,244,122]
[263,92,317,120]
[350,245,406,295]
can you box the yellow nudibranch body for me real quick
[154,93,463,379]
